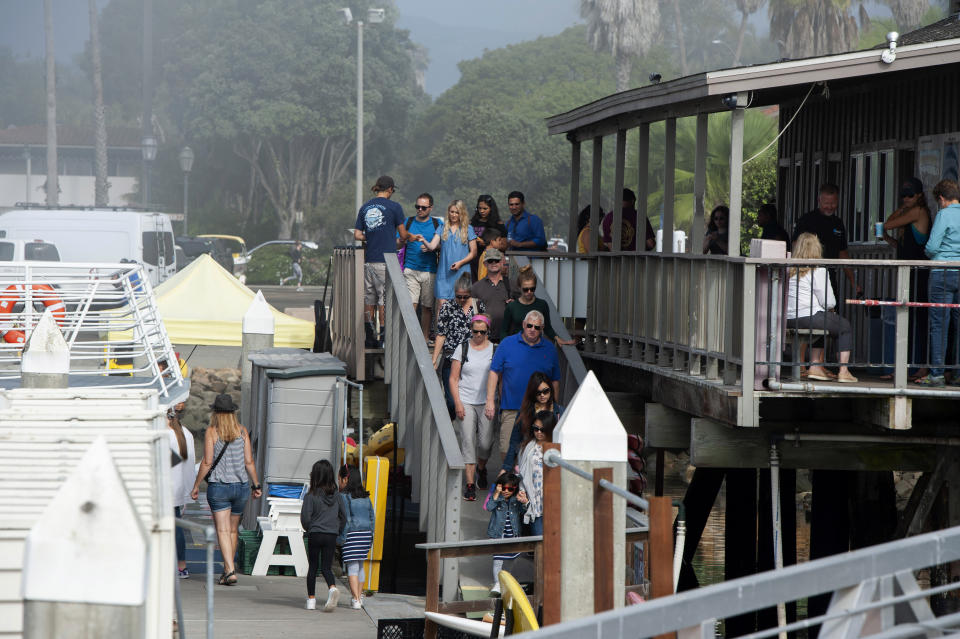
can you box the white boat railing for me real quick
[0,261,185,400]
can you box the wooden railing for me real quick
[331,246,365,380]
[382,253,466,601]
[417,529,652,639]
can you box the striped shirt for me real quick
[208,436,247,484]
[493,516,520,561]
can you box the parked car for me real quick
[174,236,235,274]
[197,234,248,278]
[248,239,318,257]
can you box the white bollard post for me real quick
[554,371,628,621]
[241,290,275,426]
[22,437,148,638]
[21,308,69,389]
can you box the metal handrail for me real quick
[542,448,649,512]
[0,262,185,400]
[173,517,216,639]
[512,523,960,639]
[382,252,465,602]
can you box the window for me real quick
[0,242,15,261]
[142,232,175,266]
[25,242,59,261]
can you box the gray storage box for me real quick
[244,349,346,527]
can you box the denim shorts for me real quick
[206,481,249,515]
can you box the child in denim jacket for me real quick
[485,472,528,595]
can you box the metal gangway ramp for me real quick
[516,523,960,639]
[0,261,186,402]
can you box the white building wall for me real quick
[0,174,138,208]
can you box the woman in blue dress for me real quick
[435,200,477,309]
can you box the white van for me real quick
[0,208,176,286]
[0,239,60,262]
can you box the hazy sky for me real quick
[395,0,582,95]
[0,0,905,98]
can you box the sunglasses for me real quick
[455,294,470,301]
[522,287,536,293]
[501,485,516,492]
[525,323,543,331]
[485,259,499,264]
[532,426,545,433]
[536,388,551,396]
[415,205,430,211]
[472,329,488,335]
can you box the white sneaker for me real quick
[305,597,316,610]
[323,587,339,612]
[296,286,304,292]
[490,582,501,596]
[351,597,362,609]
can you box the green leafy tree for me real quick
[402,26,617,237]
[165,1,423,239]
[639,109,778,234]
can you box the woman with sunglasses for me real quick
[500,266,575,345]
[433,274,487,417]
[517,410,558,536]
[500,371,565,478]
[470,195,507,280]
[434,200,478,311]
[449,314,495,501]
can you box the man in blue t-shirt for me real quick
[402,193,443,342]
[505,190,547,251]
[484,309,560,457]
[354,175,409,347]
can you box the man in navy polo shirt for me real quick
[484,309,560,459]
[505,191,547,251]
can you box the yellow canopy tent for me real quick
[109,254,314,348]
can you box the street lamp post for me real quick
[141,135,157,208]
[179,146,194,234]
[341,7,385,213]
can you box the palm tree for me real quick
[883,0,928,32]
[581,0,661,92]
[43,0,58,206]
[734,0,766,65]
[89,0,109,206]
[637,110,778,232]
[769,0,862,59]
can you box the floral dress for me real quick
[436,298,487,359]
[518,441,544,524]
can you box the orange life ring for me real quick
[0,330,24,344]
[0,283,66,328]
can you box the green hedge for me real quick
[246,245,328,286]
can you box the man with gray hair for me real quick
[485,309,561,458]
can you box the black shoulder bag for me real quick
[204,440,231,483]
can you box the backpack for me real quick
[398,216,441,271]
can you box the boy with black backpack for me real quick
[401,192,443,342]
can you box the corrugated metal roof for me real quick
[898,14,960,46]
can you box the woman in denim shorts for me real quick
[191,393,262,585]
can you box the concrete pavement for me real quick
[176,572,386,639]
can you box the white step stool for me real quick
[252,515,308,577]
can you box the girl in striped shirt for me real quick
[338,465,376,610]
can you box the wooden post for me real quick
[612,129,627,252]
[424,548,441,639]
[568,140,581,249]
[590,136,603,254]
[593,467,614,613]
[648,495,673,599]
[662,118,676,253]
[542,442,562,625]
